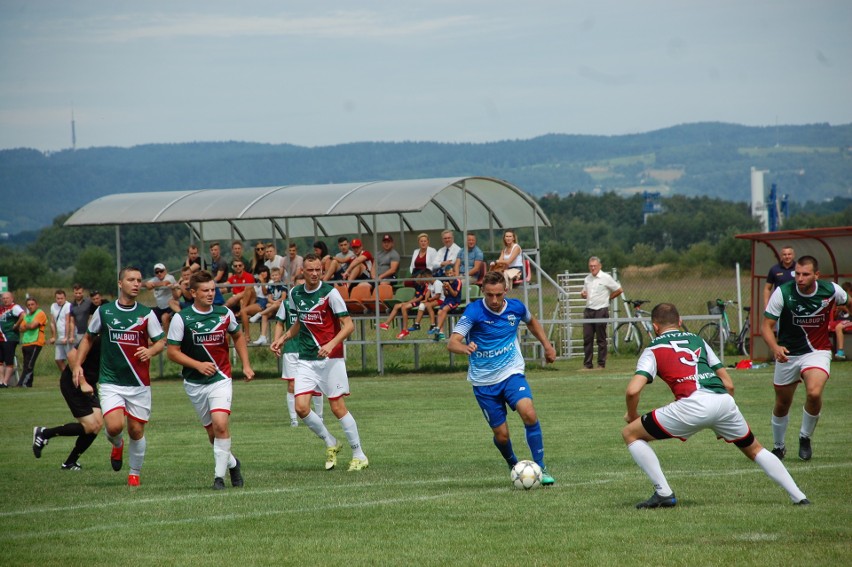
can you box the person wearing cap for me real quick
[146,263,178,331]
[373,234,400,283]
[323,236,356,281]
[342,238,374,285]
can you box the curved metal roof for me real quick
[64,176,550,241]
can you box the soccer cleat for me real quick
[60,462,82,471]
[427,326,439,335]
[794,498,811,506]
[32,426,48,458]
[347,457,369,472]
[396,329,409,339]
[379,322,389,330]
[253,335,268,346]
[212,477,226,490]
[834,349,845,359]
[771,446,786,460]
[435,332,446,341]
[798,436,812,461]
[229,458,244,487]
[290,418,299,427]
[540,466,555,486]
[249,313,262,323]
[127,474,141,487]
[407,323,421,332]
[111,440,124,471]
[325,441,343,470]
[635,491,677,509]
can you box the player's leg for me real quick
[474,384,516,467]
[770,360,801,459]
[63,410,103,469]
[324,361,367,470]
[622,411,676,508]
[799,364,829,460]
[294,361,340,468]
[100,385,129,472]
[737,437,809,503]
[122,386,152,484]
[312,393,324,421]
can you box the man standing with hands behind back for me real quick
[580,256,622,370]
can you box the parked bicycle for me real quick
[697,299,751,356]
[612,299,655,356]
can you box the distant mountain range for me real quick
[1,121,850,235]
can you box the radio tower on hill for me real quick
[70,108,77,150]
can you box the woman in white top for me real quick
[408,233,440,276]
[491,229,524,289]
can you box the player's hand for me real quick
[80,380,94,395]
[72,367,84,388]
[465,341,478,355]
[270,337,285,356]
[134,347,153,362]
[624,412,638,424]
[772,345,790,363]
[544,345,557,364]
[242,366,255,382]
[49,337,56,344]
[196,361,217,376]
[317,343,333,358]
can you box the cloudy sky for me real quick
[1,0,850,151]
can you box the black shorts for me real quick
[60,368,100,419]
[153,306,173,321]
[0,341,17,365]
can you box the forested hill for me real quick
[1,121,850,234]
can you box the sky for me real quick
[1,0,850,152]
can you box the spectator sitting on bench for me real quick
[430,265,462,341]
[831,281,852,359]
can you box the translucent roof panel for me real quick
[64,177,550,240]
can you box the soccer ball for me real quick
[510,460,542,490]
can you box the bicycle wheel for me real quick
[739,331,751,356]
[614,322,644,356]
[698,323,720,347]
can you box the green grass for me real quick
[2,356,850,566]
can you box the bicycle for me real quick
[612,299,655,356]
[697,299,751,356]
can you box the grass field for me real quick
[1,356,850,566]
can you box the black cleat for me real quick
[110,440,124,471]
[636,491,677,509]
[61,462,82,471]
[798,436,812,461]
[771,446,786,460]
[794,498,811,506]
[32,426,48,458]
[212,477,226,490]
[229,458,244,487]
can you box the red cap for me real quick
[351,238,362,247]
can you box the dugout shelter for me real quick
[64,176,551,373]
[736,226,852,361]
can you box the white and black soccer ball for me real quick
[510,460,542,490]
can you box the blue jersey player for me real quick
[447,271,557,485]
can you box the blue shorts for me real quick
[256,297,268,309]
[473,374,533,428]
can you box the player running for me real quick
[447,270,557,485]
[74,266,165,486]
[622,303,809,508]
[166,271,254,490]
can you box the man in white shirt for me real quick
[434,230,461,277]
[146,263,178,331]
[264,243,285,273]
[580,256,623,370]
[49,289,72,371]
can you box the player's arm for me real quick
[716,367,734,396]
[72,334,93,390]
[525,316,557,363]
[272,319,300,355]
[761,316,787,362]
[166,343,216,376]
[447,332,477,356]
[624,373,649,423]
[230,331,255,381]
[763,281,774,308]
[319,314,354,358]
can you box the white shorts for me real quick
[295,358,349,399]
[184,379,232,427]
[773,350,832,386]
[281,353,299,381]
[649,390,751,443]
[99,383,152,423]
[54,342,71,361]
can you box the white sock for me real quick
[312,395,324,420]
[302,410,336,447]
[106,432,123,448]
[128,436,146,476]
[627,440,672,497]
[754,448,807,502]
[339,412,366,460]
[228,454,237,469]
[800,409,820,439]
[286,392,296,421]
[771,413,789,448]
[213,438,231,479]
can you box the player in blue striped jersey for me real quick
[448,271,557,485]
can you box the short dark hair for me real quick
[797,255,819,272]
[118,266,141,280]
[189,270,215,290]
[482,271,506,287]
[651,303,680,326]
[304,253,320,263]
[337,236,349,244]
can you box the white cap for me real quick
[153,263,166,271]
